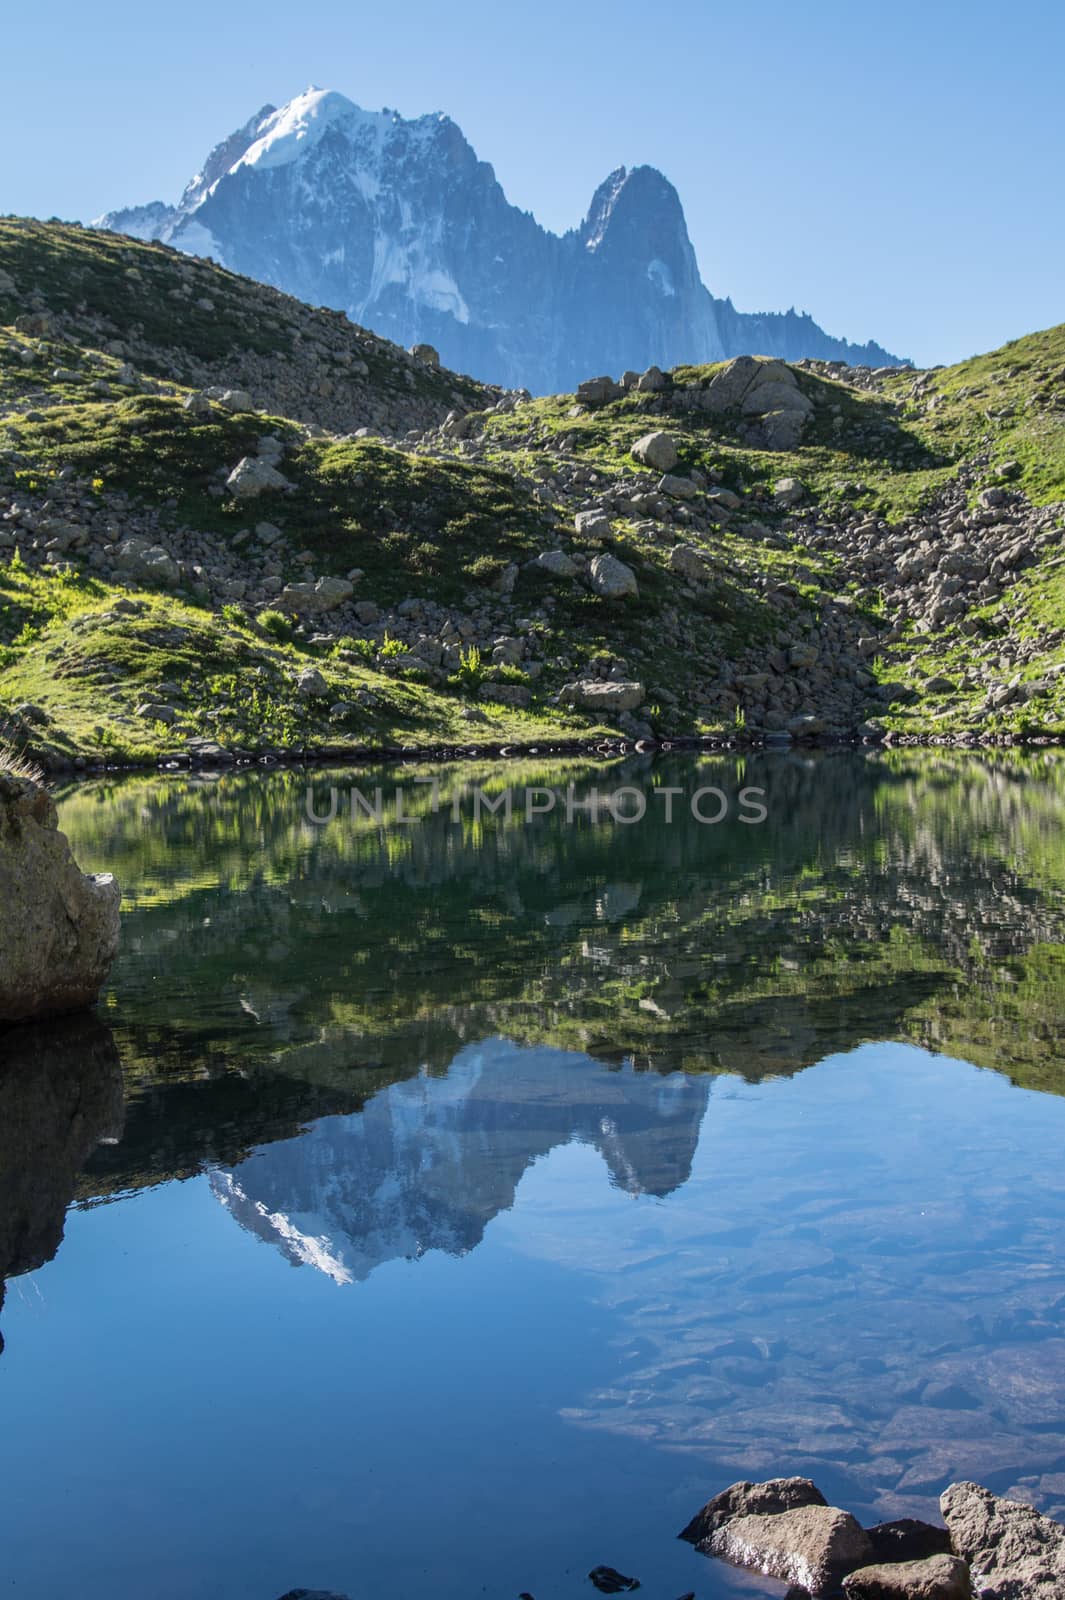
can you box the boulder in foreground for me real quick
[680,1476,828,1547]
[708,1504,872,1593]
[0,772,120,1022]
[940,1480,1065,1599]
[842,1553,971,1599]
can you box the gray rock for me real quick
[576,376,623,406]
[226,456,290,498]
[559,679,645,713]
[658,473,697,498]
[940,1480,1065,1599]
[135,703,178,726]
[574,509,612,541]
[708,1505,873,1593]
[409,343,440,366]
[536,550,579,577]
[637,365,668,392]
[114,538,180,586]
[211,388,253,411]
[680,1477,828,1546]
[295,668,328,698]
[631,431,679,472]
[280,577,354,614]
[0,774,121,1023]
[774,476,806,506]
[669,544,709,582]
[760,409,810,450]
[589,552,638,599]
[842,1555,971,1600]
[706,488,742,511]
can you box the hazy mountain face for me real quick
[98,87,903,392]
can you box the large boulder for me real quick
[696,356,813,448]
[842,1554,971,1599]
[589,552,638,599]
[680,1477,828,1547]
[940,1481,1065,1598]
[631,431,679,472]
[576,375,623,406]
[0,773,121,1022]
[708,1504,873,1593]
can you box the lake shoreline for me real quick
[35,726,1065,776]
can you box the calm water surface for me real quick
[2,750,1065,1599]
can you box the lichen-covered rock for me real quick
[680,1477,828,1547]
[940,1481,1065,1598]
[842,1554,971,1599]
[709,1504,873,1593]
[0,774,121,1022]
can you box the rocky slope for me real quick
[97,86,903,391]
[1,219,1064,768]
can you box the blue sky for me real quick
[4,0,1062,367]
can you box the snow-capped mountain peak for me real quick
[96,87,904,390]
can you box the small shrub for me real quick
[256,608,292,642]
[464,554,506,585]
[221,603,246,627]
[379,634,406,659]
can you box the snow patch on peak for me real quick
[647,258,676,297]
[237,87,374,173]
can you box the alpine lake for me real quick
[2,747,1065,1599]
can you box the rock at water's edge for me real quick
[0,773,121,1022]
[709,1504,873,1593]
[842,1553,971,1599]
[680,1477,828,1547]
[940,1480,1065,1599]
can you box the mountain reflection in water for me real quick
[209,1043,709,1283]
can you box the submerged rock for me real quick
[587,1567,640,1593]
[940,1480,1065,1598]
[0,773,120,1022]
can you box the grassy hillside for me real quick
[1,219,1064,766]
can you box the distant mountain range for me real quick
[97,87,905,392]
